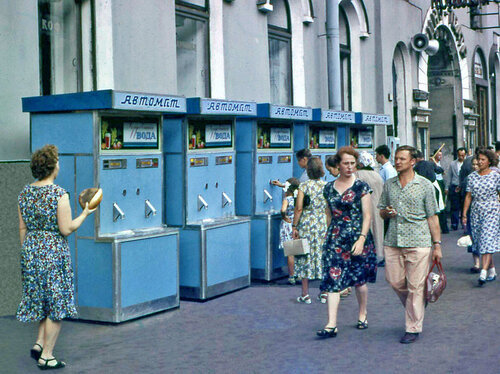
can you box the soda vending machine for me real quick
[308,109,354,181]
[23,90,182,322]
[164,98,253,300]
[235,103,313,280]
[350,112,391,154]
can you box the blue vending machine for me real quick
[350,112,391,154]
[236,103,313,281]
[23,90,182,323]
[164,98,253,300]
[307,109,354,181]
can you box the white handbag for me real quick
[283,239,310,256]
[457,235,472,247]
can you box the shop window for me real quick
[268,0,292,105]
[38,0,94,95]
[176,3,210,97]
[339,8,351,111]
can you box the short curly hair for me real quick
[333,146,359,165]
[31,144,59,180]
[476,148,498,167]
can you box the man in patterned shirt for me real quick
[378,145,442,344]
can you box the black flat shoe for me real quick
[38,357,66,370]
[30,343,43,361]
[356,318,368,330]
[400,332,419,344]
[316,326,337,338]
[470,267,480,274]
[478,277,486,286]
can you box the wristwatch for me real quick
[433,240,442,245]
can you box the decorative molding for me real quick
[257,0,273,13]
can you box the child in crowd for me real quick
[279,178,300,285]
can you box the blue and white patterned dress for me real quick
[17,184,77,322]
[279,196,295,251]
[467,171,500,254]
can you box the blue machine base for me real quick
[250,215,288,281]
[75,229,179,323]
[179,217,251,300]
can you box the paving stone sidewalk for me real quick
[1,228,499,374]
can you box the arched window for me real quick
[268,0,292,105]
[176,0,210,97]
[339,8,351,111]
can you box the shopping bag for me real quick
[283,239,310,256]
[425,261,447,303]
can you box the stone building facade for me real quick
[0,0,498,315]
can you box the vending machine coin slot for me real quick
[258,156,272,164]
[190,157,208,167]
[136,158,159,169]
[103,159,127,170]
[277,155,291,163]
[215,155,233,165]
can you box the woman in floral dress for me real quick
[18,145,95,369]
[462,148,500,286]
[317,147,377,338]
[292,157,327,304]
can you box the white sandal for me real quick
[297,295,311,304]
[317,293,328,304]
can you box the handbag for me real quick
[303,194,311,207]
[283,239,310,256]
[457,235,472,247]
[425,261,447,303]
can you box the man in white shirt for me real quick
[445,147,467,230]
[375,145,397,183]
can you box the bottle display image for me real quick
[350,128,373,149]
[101,120,123,150]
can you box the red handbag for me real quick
[425,261,447,303]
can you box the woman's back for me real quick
[19,185,66,232]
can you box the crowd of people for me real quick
[280,142,499,344]
[14,142,499,370]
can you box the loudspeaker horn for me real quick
[411,33,440,56]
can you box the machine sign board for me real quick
[123,122,158,148]
[205,124,232,147]
[270,127,291,148]
[319,129,336,148]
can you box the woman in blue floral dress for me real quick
[317,147,377,338]
[462,148,500,286]
[18,145,95,369]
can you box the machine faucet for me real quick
[197,194,208,211]
[113,202,126,222]
[263,189,273,203]
[222,192,232,208]
[145,199,157,218]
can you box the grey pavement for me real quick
[1,228,500,374]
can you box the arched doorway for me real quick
[427,25,463,161]
[474,48,489,146]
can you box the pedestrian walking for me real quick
[375,145,397,183]
[445,147,467,231]
[462,148,500,286]
[355,151,384,264]
[292,157,327,304]
[464,157,481,272]
[317,147,377,338]
[431,148,449,233]
[17,145,96,369]
[378,145,442,344]
[278,177,300,285]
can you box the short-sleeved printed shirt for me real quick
[378,173,439,248]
